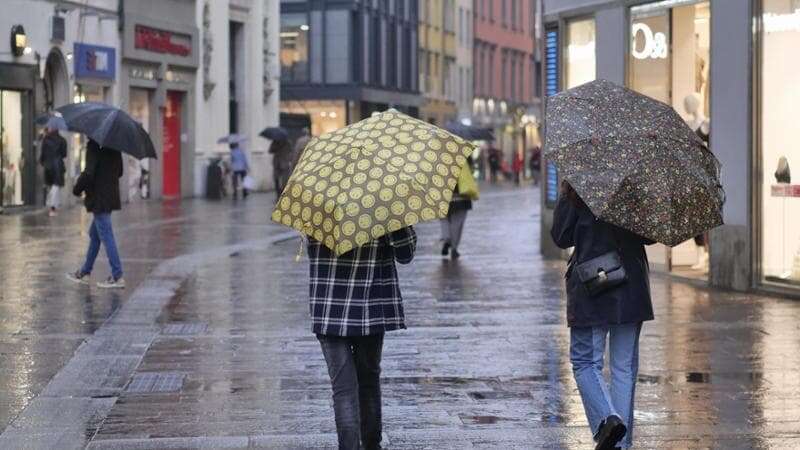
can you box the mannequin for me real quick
[684,92,710,270]
[684,92,710,144]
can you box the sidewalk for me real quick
[2,186,800,449]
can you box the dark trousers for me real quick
[232,170,248,198]
[317,334,384,450]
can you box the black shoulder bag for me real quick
[572,229,628,297]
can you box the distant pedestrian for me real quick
[39,124,67,216]
[269,137,293,197]
[308,227,417,450]
[488,147,501,183]
[229,142,250,199]
[292,127,312,170]
[551,181,654,450]
[441,157,476,259]
[66,140,126,289]
[529,146,541,186]
[512,151,524,186]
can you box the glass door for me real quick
[1,90,25,207]
[628,1,711,278]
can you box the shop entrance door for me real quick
[1,89,29,208]
[162,91,182,198]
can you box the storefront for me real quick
[627,0,712,279]
[0,62,36,211]
[540,0,767,294]
[757,0,800,289]
[121,0,198,199]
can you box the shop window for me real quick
[628,1,711,277]
[564,18,596,89]
[280,13,309,83]
[760,0,800,285]
[1,90,24,207]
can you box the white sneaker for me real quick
[65,270,90,285]
[97,277,126,289]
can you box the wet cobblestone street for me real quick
[2,186,800,449]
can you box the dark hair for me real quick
[561,180,586,209]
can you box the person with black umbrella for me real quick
[39,120,67,217]
[66,139,125,289]
[55,102,156,290]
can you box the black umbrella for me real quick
[55,102,157,159]
[444,122,494,141]
[259,126,289,141]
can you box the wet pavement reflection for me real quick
[3,186,800,448]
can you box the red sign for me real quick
[771,184,800,197]
[134,25,190,57]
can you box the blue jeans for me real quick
[80,213,123,280]
[570,322,642,449]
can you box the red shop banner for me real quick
[134,25,191,57]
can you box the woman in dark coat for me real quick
[551,181,654,450]
[65,140,126,289]
[39,127,67,216]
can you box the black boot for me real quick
[441,242,451,256]
[595,415,626,450]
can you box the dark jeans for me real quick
[317,334,384,450]
[232,170,248,198]
[80,213,123,280]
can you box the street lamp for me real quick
[10,24,27,57]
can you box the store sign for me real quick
[631,23,667,60]
[545,29,559,207]
[74,43,116,80]
[134,25,191,57]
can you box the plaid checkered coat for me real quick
[307,227,417,336]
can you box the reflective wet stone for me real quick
[3,188,800,448]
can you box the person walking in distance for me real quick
[488,146,501,184]
[441,156,476,259]
[529,145,542,186]
[229,142,250,199]
[308,227,417,450]
[269,136,293,197]
[66,139,126,289]
[292,127,312,170]
[39,122,67,216]
[551,181,654,450]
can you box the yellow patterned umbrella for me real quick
[271,109,476,255]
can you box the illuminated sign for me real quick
[631,23,667,60]
[134,25,191,57]
[74,43,116,80]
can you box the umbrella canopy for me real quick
[35,113,68,131]
[445,122,494,141]
[545,79,724,246]
[272,109,476,255]
[56,102,156,159]
[217,133,248,145]
[259,127,289,141]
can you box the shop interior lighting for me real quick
[763,9,800,33]
[299,25,309,31]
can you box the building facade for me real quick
[0,0,121,211]
[455,0,474,123]
[279,0,421,136]
[473,0,540,170]
[193,0,280,196]
[539,0,800,297]
[0,0,279,210]
[419,0,458,126]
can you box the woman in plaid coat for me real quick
[307,226,417,450]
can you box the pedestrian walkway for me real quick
[2,187,800,449]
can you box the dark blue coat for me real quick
[551,195,655,328]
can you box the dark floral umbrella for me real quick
[545,79,724,246]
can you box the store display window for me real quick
[760,0,800,285]
[1,90,25,207]
[628,0,711,278]
[564,18,596,89]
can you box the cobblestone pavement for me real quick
[2,186,800,449]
